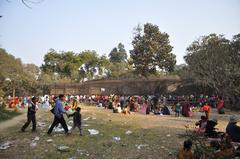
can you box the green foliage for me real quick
[107,62,129,78]
[130,23,176,77]
[106,43,134,78]
[184,34,240,109]
[109,43,127,63]
[0,108,21,122]
[41,49,81,78]
[78,50,100,80]
[0,48,41,97]
[41,49,110,81]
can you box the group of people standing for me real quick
[21,94,83,136]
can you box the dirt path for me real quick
[0,112,26,132]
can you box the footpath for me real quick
[0,112,26,132]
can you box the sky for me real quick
[0,0,240,66]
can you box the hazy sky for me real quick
[0,0,240,66]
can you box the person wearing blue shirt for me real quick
[47,94,69,135]
[226,115,240,142]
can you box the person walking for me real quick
[21,96,37,132]
[47,94,69,135]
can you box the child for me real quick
[68,107,82,136]
[177,139,193,159]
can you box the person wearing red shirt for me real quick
[202,103,211,119]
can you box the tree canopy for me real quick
[184,33,240,109]
[0,48,41,96]
[109,43,128,63]
[130,23,176,77]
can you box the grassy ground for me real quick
[0,107,22,122]
[0,105,239,159]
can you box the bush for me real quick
[0,108,21,122]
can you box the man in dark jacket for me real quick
[226,115,240,142]
[21,96,37,132]
[68,107,82,135]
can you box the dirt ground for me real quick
[0,105,239,159]
[0,111,26,131]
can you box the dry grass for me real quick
[0,105,239,159]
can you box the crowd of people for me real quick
[0,93,239,158]
[0,94,226,115]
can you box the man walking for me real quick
[21,96,37,132]
[47,94,69,135]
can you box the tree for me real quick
[107,43,132,78]
[41,49,82,80]
[97,55,110,77]
[78,50,100,80]
[0,48,40,97]
[184,34,240,110]
[23,64,40,79]
[109,43,127,63]
[130,23,176,77]
[41,49,60,75]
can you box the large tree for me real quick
[0,48,40,96]
[41,49,82,80]
[185,33,240,110]
[130,23,176,77]
[41,49,110,81]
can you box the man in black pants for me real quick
[21,96,37,132]
[47,94,69,135]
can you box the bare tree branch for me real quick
[5,0,44,9]
[21,0,32,9]
[24,0,44,4]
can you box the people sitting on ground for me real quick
[217,97,225,114]
[161,105,170,115]
[202,102,211,119]
[113,103,121,113]
[117,104,122,113]
[129,99,135,112]
[134,101,140,112]
[195,115,208,133]
[122,105,130,115]
[140,100,147,114]
[226,115,240,143]
[177,139,193,159]
[154,106,161,115]
[205,118,219,138]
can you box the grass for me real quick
[0,107,22,122]
[0,105,238,159]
